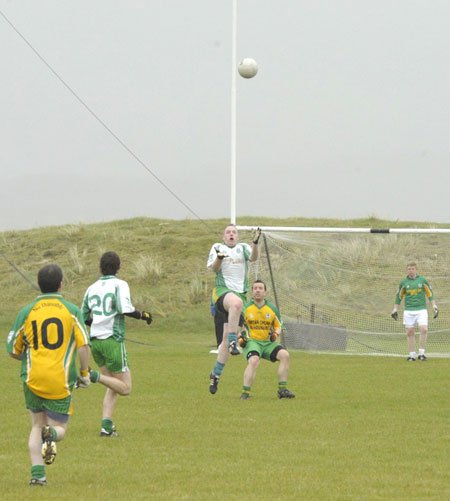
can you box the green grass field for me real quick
[1,330,449,500]
[1,217,449,499]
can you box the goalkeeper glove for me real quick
[433,306,439,319]
[270,332,279,342]
[238,328,249,348]
[141,311,153,325]
[84,318,93,327]
[215,247,228,260]
[75,369,90,389]
[251,227,261,244]
[238,335,247,348]
[391,310,398,321]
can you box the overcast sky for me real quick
[1,0,450,231]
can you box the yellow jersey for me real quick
[6,293,89,399]
[244,300,282,341]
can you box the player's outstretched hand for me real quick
[433,306,439,319]
[391,310,398,321]
[76,375,90,389]
[215,247,228,260]
[252,227,261,244]
[141,311,153,325]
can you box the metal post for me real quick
[310,304,316,323]
[263,233,280,311]
[230,0,237,224]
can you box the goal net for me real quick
[238,226,450,358]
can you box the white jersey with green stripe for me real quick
[207,242,252,294]
[81,275,135,341]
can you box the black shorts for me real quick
[216,293,245,326]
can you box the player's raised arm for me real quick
[249,227,261,262]
[207,244,227,273]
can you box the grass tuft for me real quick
[188,276,209,305]
[68,244,87,275]
[60,221,85,237]
[133,254,163,282]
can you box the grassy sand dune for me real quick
[1,217,449,499]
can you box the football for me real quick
[238,58,258,79]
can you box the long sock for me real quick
[49,426,57,441]
[31,464,45,480]
[419,349,425,356]
[90,370,100,383]
[102,418,113,433]
[241,385,251,397]
[278,381,288,392]
[213,361,225,376]
[228,332,237,344]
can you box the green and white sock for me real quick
[49,426,57,441]
[90,370,100,383]
[102,419,113,433]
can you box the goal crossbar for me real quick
[237,226,450,234]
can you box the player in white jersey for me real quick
[81,252,153,436]
[207,225,260,394]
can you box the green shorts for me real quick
[214,288,246,306]
[24,384,72,421]
[244,339,283,362]
[91,337,129,373]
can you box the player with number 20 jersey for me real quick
[81,275,136,342]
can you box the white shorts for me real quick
[403,309,428,328]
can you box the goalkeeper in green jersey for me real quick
[239,280,295,400]
[391,262,438,362]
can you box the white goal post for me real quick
[236,225,450,358]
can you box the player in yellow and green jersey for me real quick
[6,264,90,486]
[391,262,438,362]
[238,280,295,400]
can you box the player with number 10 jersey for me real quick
[7,292,89,400]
